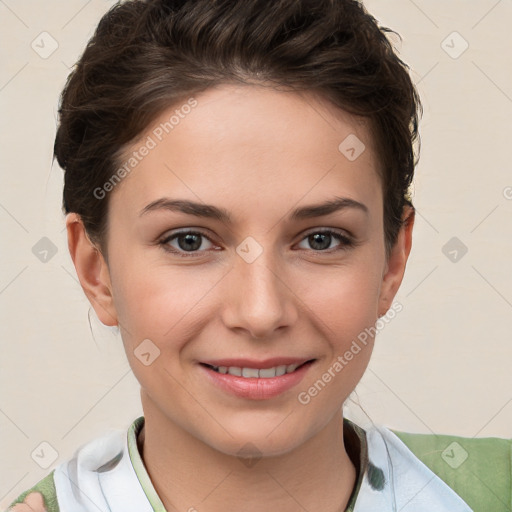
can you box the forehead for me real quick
[110,83,382,223]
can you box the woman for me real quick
[7,0,509,511]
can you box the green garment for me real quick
[6,421,510,512]
[391,428,512,512]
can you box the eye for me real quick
[159,230,217,257]
[296,229,354,252]
[158,228,355,258]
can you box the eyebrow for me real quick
[139,196,369,222]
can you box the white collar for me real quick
[52,417,473,511]
[354,424,473,511]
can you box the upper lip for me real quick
[200,357,315,369]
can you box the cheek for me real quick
[296,267,380,407]
[299,261,382,338]
[109,252,222,344]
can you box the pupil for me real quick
[179,234,201,251]
[310,233,330,250]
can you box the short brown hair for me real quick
[55,0,422,257]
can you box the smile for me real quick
[203,362,309,378]
[199,359,316,400]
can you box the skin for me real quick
[66,83,414,512]
[10,492,47,512]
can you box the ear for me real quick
[378,205,415,317]
[66,213,118,326]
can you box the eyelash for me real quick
[158,229,355,258]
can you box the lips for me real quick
[198,357,316,399]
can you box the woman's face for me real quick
[71,83,412,457]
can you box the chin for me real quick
[201,423,310,461]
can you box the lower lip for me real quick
[199,361,314,400]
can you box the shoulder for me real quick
[387,426,511,512]
[5,418,144,512]
[5,470,59,512]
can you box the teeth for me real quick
[210,362,305,378]
[260,367,278,378]
[242,367,260,378]
[275,365,287,376]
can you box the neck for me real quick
[138,395,357,512]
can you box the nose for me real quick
[220,243,299,339]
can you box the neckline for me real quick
[128,415,368,512]
[343,417,369,511]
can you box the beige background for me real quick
[1,0,511,507]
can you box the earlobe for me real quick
[66,213,118,327]
[378,206,415,317]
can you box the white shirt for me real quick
[49,416,473,511]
